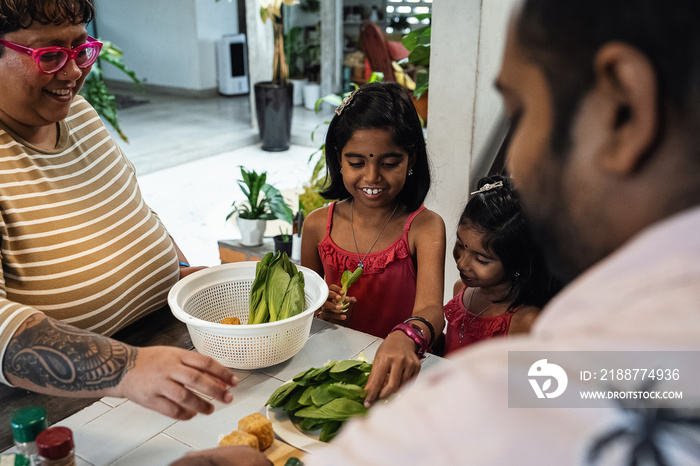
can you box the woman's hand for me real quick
[363,331,421,406]
[315,284,356,323]
[118,346,238,420]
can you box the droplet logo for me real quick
[528,359,568,399]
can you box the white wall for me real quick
[94,0,238,91]
[426,0,517,300]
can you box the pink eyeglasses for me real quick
[0,36,103,74]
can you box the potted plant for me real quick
[273,227,293,255]
[255,0,299,151]
[400,13,431,123]
[226,167,294,246]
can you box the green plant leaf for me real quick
[367,71,384,83]
[414,71,429,99]
[263,183,294,224]
[408,45,430,68]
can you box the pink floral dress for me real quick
[443,286,522,355]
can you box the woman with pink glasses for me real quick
[0,1,237,420]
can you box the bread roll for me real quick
[238,412,274,450]
[218,430,259,449]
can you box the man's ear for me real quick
[593,42,658,174]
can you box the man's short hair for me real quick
[516,0,700,156]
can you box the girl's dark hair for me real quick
[0,0,94,39]
[516,0,700,157]
[460,175,561,308]
[321,81,430,212]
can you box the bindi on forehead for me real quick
[370,154,373,158]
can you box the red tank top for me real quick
[443,286,522,356]
[318,202,426,338]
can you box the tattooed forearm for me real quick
[4,314,138,392]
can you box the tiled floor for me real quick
[107,87,334,175]
[138,144,318,266]
[107,87,334,266]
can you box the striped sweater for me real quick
[0,96,179,385]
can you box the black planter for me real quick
[273,235,293,256]
[254,82,293,152]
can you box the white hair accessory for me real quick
[335,89,361,116]
[470,181,503,195]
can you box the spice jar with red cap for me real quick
[35,427,75,466]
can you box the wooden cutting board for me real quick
[266,439,305,465]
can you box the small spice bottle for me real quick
[10,407,48,465]
[35,427,75,466]
[0,454,30,466]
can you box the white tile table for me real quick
[2,318,446,466]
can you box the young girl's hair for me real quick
[321,81,430,212]
[461,175,560,307]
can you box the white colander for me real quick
[168,262,328,370]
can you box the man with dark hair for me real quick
[303,0,700,463]
[1,0,237,420]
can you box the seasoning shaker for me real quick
[10,407,48,465]
[35,427,75,466]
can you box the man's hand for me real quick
[170,446,272,466]
[118,346,238,419]
[363,331,421,406]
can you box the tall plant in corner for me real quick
[216,0,298,151]
[260,0,299,85]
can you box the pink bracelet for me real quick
[391,322,428,358]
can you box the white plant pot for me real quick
[291,78,307,106]
[303,83,321,111]
[236,217,266,247]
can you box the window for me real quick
[385,0,431,35]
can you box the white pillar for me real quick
[320,0,343,95]
[427,0,517,300]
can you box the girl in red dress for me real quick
[443,175,560,356]
[301,82,446,404]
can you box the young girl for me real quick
[301,82,446,404]
[443,175,560,356]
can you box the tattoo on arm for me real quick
[4,314,138,392]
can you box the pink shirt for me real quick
[318,202,426,337]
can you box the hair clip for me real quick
[470,181,503,195]
[335,89,360,116]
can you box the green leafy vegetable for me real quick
[247,252,306,324]
[267,265,291,322]
[294,398,368,421]
[266,359,372,443]
[319,420,342,443]
[339,267,362,310]
[279,271,306,320]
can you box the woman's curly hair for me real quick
[0,0,94,37]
